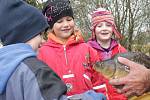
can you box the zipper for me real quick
[63,45,68,65]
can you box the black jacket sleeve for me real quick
[23,57,67,100]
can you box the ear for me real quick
[0,39,3,47]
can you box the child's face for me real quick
[95,21,113,42]
[26,33,46,51]
[52,16,75,41]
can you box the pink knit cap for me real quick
[91,8,122,39]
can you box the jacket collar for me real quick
[47,29,84,45]
[88,38,118,51]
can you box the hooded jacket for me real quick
[88,39,127,61]
[38,30,127,100]
[0,43,67,100]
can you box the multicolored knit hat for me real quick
[43,0,74,29]
[91,8,122,39]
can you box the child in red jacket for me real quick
[38,0,127,100]
[87,8,127,61]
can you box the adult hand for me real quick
[109,57,150,97]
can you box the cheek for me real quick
[70,21,75,27]
[108,30,113,37]
[53,28,60,36]
[68,21,75,33]
[108,27,113,32]
[110,32,113,36]
[53,24,61,32]
[95,27,101,34]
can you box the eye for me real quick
[97,24,102,27]
[106,23,112,27]
[66,17,73,21]
[56,19,63,23]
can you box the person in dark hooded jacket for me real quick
[0,0,67,100]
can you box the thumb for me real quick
[118,57,137,70]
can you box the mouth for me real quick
[100,32,109,35]
[62,29,71,32]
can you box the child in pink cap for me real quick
[88,8,127,61]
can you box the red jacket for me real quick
[38,31,127,100]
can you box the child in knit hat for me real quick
[38,0,127,99]
[88,8,127,61]
[0,0,67,100]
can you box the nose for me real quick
[63,20,69,27]
[102,24,107,29]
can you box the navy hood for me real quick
[0,0,49,45]
[0,43,36,94]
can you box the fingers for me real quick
[118,85,136,97]
[118,84,145,97]
[121,85,130,93]
[123,88,143,97]
[124,89,136,97]
[109,77,127,85]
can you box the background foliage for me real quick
[26,0,150,55]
